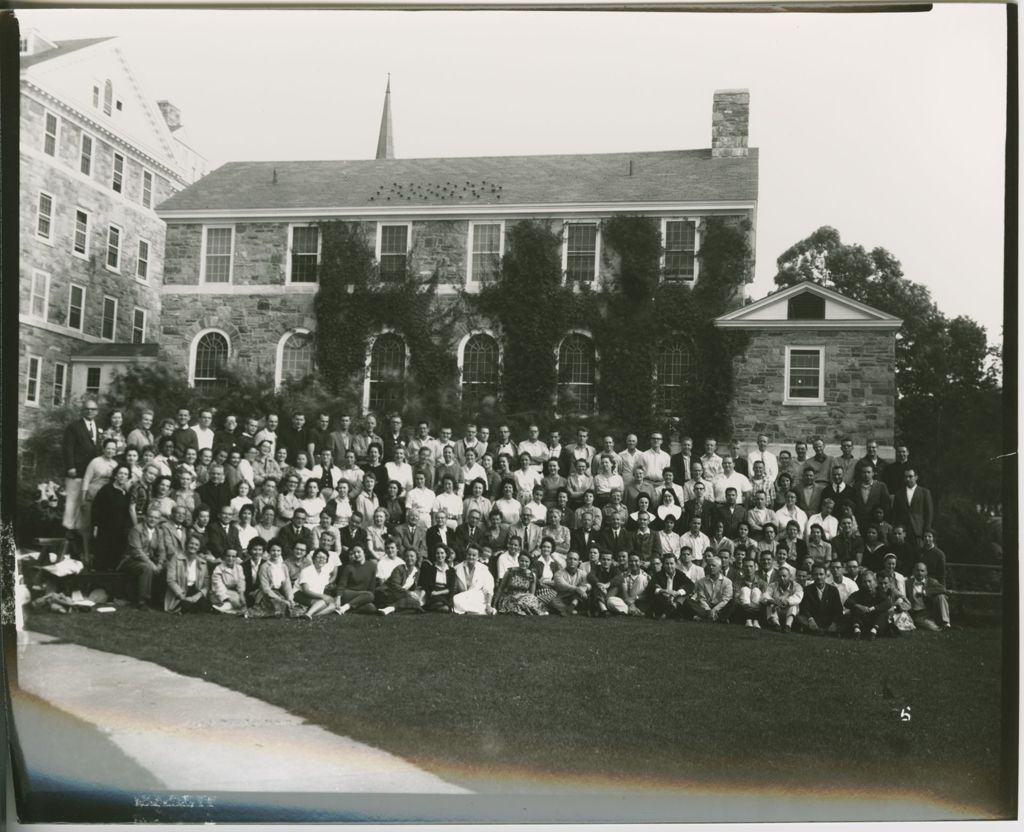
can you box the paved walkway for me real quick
[11,630,469,794]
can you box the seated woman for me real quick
[298,479,327,529]
[593,454,625,508]
[164,534,212,613]
[375,546,424,615]
[462,478,492,525]
[805,523,833,564]
[380,480,406,529]
[493,479,523,526]
[253,541,304,618]
[234,503,259,553]
[418,545,455,612]
[230,480,255,519]
[539,508,571,557]
[757,523,779,558]
[627,493,653,531]
[566,458,594,509]
[295,548,339,618]
[493,550,547,615]
[431,475,463,530]
[276,474,302,523]
[325,479,354,528]
[333,545,378,614]
[172,468,199,524]
[254,505,280,543]
[211,548,247,614]
[654,512,682,560]
[513,452,541,502]
[531,537,563,610]
[287,452,314,486]
[241,537,267,606]
[366,507,391,560]
[123,446,144,483]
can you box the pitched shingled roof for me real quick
[20,37,114,69]
[157,148,758,214]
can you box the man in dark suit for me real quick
[197,464,234,515]
[597,514,633,556]
[393,511,428,561]
[795,467,825,516]
[796,564,844,634]
[559,427,597,481]
[570,511,600,556]
[153,506,189,568]
[326,414,355,463]
[882,443,915,494]
[452,509,487,562]
[339,516,370,563]
[61,398,102,532]
[890,468,934,546]
[275,509,314,559]
[120,507,163,609]
[213,414,242,456]
[715,489,748,539]
[381,413,408,467]
[851,463,892,532]
[205,506,242,561]
[646,554,695,619]
[683,480,715,530]
[821,464,855,519]
[278,411,310,466]
[425,509,452,556]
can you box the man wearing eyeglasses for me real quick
[61,399,102,538]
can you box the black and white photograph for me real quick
[3,3,1015,826]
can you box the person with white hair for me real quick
[762,564,804,632]
[685,555,734,622]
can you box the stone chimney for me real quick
[157,100,182,133]
[711,89,749,158]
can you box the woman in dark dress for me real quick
[91,464,134,570]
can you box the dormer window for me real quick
[103,80,113,116]
[786,291,826,320]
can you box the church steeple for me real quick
[375,75,394,161]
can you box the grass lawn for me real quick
[26,611,1010,817]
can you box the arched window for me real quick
[461,333,500,410]
[103,80,113,116]
[367,333,406,414]
[557,333,596,414]
[192,331,229,390]
[656,341,695,414]
[277,330,315,388]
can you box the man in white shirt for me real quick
[452,545,495,614]
[407,421,440,465]
[712,456,752,504]
[678,546,705,584]
[375,540,404,583]
[517,424,548,474]
[639,432,671,496]
[191,409,216,452]
[618,434,642,488]
[701,438,724,480]
[826,559,859,607]
[254,414,280,458]
[681,516,712,564]
[806,497,840,541]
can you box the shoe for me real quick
[852,625,861,637]
[752,620,761,629]
[781,624,791,633]
[693,616,703,623]
[868,628,877,641]
[744,620,753,628]
[336,606,347,615]
[941,622,952,631]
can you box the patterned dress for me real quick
[496,567,545,615]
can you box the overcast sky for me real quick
[18,6,1007,344]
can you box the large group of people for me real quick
[53,399,952,635]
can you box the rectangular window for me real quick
[141,169,153,208]
[106,224,121,271]
[469,222,502,284]
[201,226,234,283]
[92,84,100,108]
[85,366,102,397]
[53,361,67,406]
[26,355,41,406]
[132,308,147,344]
[43,111,58,156]
[79,133,93,176]
[112,152,124,193]
[68,284,86,332]
[101,296,118,341]
[30,270,50,321]
[36,192,54,241]
[74,209,90,257]
[564,223,599,282]
[136,239,150,280]
[378,223,409,281]
[785,347,825,405]
[288,225,320,283]
[663,219,697,282]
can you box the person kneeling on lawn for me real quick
[685,555,734,622]
[607,553,650,616]
[165,534,212,613]
[795,563,843,635]
[906,562,952,631]
[296,548,339,618]
[762,565,803,632]
[211,548,248,614]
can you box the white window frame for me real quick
[73,207,90,259]
[29,269,51,322]
[53,361,68,406]
[85,366,102,397]
[375,222,411,281]
[132,307,147,344]
[136,238,150,282]
[36,191,55,243]
[200,225,235,284]
[67,283,87,333]
[25,354,41,407]
[79,132,94,177]
[188,328,232,387]
[103,80,113,117]
[106,223,122,272]
[561,221,601,284]
[660,217,701,284]
[285,224,322,285]
[101,295,118,341]
[465,221,505,289]
[554,328,599,415]
[42,109,59,157]
[457,330,503,405]
[141,168,154,209]
[111,151,125,193]
[274,328,315,389]
[783,346,826,406]
[361,328,410,414]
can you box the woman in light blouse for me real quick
[593,454,624,508]
[299,479,326,529]
[103,409,128,457]
[295,548,338,618]
[366,507,391,560]
[150,475,177,519]
[230,480,255,518]
[276,474,302,523]
[235,504,259,552]
[254,541,304,617]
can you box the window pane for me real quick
[142,170,153,208]
[137,240,149,279]
[37,194,52,239]
[44,113,57,156]
[462,333,499,410]
[194,332,229,389]
[281,332,315,382]
[566,225,598,282]
[53,363,66,406]
[788,350,821,399]
[368,333,406,413]
[132,309,146,344]
[80,135,92,175]
[471,224,501,283]
[86,367,101,396]
[664,220,696,281]
[68,286,84,330]
[103,81,113,116]
[290,226,319,283]
[27,358,40,403]
[379,225,408,281]
[107,226,120,269]
[112,154,124,193]
[558,334,595,413]
[31,272,47,319]
[656,342,694,413]
[102,298,116,340]
[74,211,89,254]
[204,228,233,283]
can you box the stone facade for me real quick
[728,329,896,445]
[711,89,750,158]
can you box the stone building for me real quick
[156,85,900,448]
[18,30,206,442]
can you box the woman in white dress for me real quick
[295,548,338,618]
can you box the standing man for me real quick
[559,427,596,479]
[747,434,778,485]
[172,408,198,459]
[126,409,156,454]
[638,431,671,498]
[852,463,892,533]
[381,413,407,464]
[619,433,644,489]
[278,411,309,466]
[61,399,101,541]
[806,438,834,487]
[882,443,914,494]
[700,438,724,481]
[856,438,886,481]
[834,437,859,487]
[306,412,333,461]
[891,468,934,547]
[254,413,280,458]
[453,423,484,467]
[191,409,216,454]
[326,414,355,463]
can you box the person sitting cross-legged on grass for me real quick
[253,541,305,617]
[493,551,547,615]
[164,534,212,614]
[844,570,890,640]
[587,550,618,617]
[452,544,495,615]
[762,565,803,632]
[795,563,844,635]
[606,553,650,616]
[419,545,456,612]
[295,548,339,618]
[334,544,378,615]
[646,553,694,620]
[549,550,590,615]
[732,556,767,627]
[905,562,952,631]
[685,555,734,622]
[211,547,248,614]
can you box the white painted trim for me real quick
[69,355,159,366]
[285,224,322,285]
[132,307,148,344]
[274,327,313,390]
[188,328,232,387]
[715,319,902,331]
[29,269,51,322]
[101,295,119,341]
[136,237,151,283]
[715,280,903,325]
[554,328,599,416]
[783,346,826,406]
[456,330,503,405]
[561,221,601,284]
[199,224,235,285]
[362,328,409,415]
[72,207,90,259]
[41,107,60,157]
[375,221,411,279]
[162,282,317,296]
[111,150,125,194]
[36,190,55,243]
[159,200,759,223]
[141,168,154,209]
[105,223,122,273]
[25,354,42,407]
[53,360,68,406]
[465,220,505,289]
[20,314,104,344]
[67,283,87,333]
[659,217,700,285]
[79,131,93,177]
